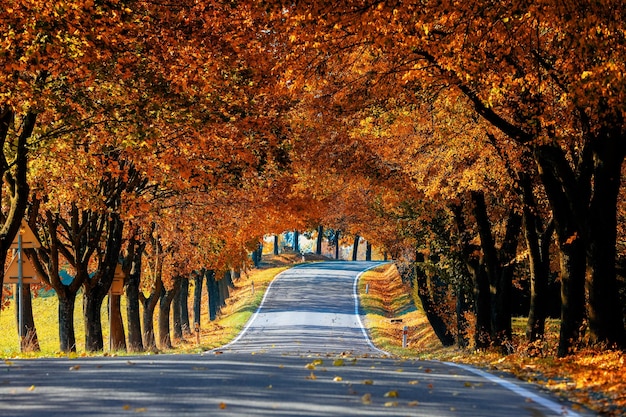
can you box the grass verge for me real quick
[359,262,625,417]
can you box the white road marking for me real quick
[444,362,583,417]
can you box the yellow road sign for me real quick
[4,253,40,284]
[10,220,41,249]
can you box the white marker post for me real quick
[402,326,408,348]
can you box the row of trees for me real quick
[1,1,624,357]
[269,0,626,357]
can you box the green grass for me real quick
[0,290,112,357]
[1,265,289,358]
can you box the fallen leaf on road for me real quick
[408,380,419,385]
[69,365,81,371]
[333,376,343,382]
[122,405,131,410]
[408,401,419,406]
[384,390,399,398]
[306,372,317,380]
[305,363,316,370]
[28,385,36,391]
[134,407,147,412]
[363,379,374,385]
[219,402,227,409]
[333,359,345,366]
[361,393,372,404]
[384,401,398,407]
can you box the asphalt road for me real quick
[0,261,593,416]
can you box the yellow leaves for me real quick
[69,365,81,371]
[333,376,343,382]
[581,71,594,80]
[305,372,317,380]
[361,393,372,404]
[28,385,36,391]
[332,358,345,366]
[384,390,399,398]
[219,402,227,409]
[363,379,374,385]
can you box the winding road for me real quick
[0,261,592,416]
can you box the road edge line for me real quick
[443,361,583,417]
[353,262,393,357]
[207,266,297,352]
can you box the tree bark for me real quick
[273,235,279,255]
[126,246,144,352]
[58,292,77,353]
[412,263,455,347]
[83,214,123,352]
[193,271,204,329]
[16,284,40,352]
[586,129,626,348]
[293,230,299,252]
[535,146,587,356]
[352,235,360,261]
[334,231,340,260]
[316,225,323,255]
[109,294,126,351]
[523,209,553,343]
[365,241,372,261]
[451,202,491,349]
[179,276,191,336]
[159,276,180,350]
[206,270,219,321]
[84,288,106,352]
[173,280,183,340]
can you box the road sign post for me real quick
[17,233,23,345]
[8,220,42,352]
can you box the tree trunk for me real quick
[109,294,126,351]
[455,275,472,348]
[412,263,455,347]
[451,202,491,349]
[352,235,360,261]
[518,172,553,343]
[58,293,77,352]
[159,277,180,350]
[173,280,183,339]
[586,132,626,348]
[16,284,40,352]
[193,271,204,329]
[365,241,372,261]
[207,270,219,321]
[293,230,299,252]
[471,191,521,351]
[535,147,587,356]
[316,226,323,255]
[273,235,279,255]
[180,277,191,336]
[523,209,553,343]
[334,231,340,260]
[126,267,143,352]
[142,296,158,351]
[84,290,106,352]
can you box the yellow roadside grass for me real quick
[359,263,626,417]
